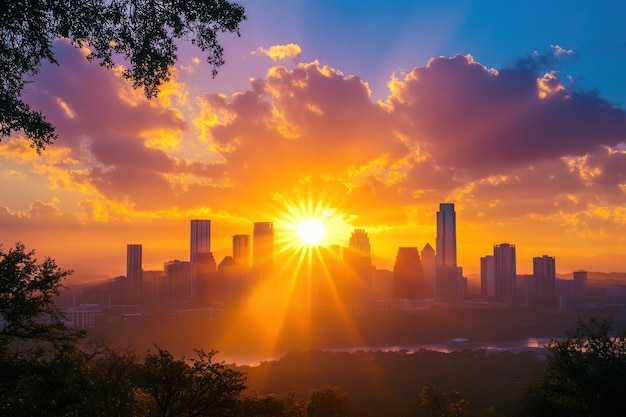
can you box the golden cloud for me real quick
[254,43,303,62]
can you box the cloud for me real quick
[253,43,303,62]
[386,54,626,173]
[5,44,626,274]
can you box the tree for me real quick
[0,242,82,354]
[523,316,626,417]
[139,346,246,417]
[0,242,88,416]
[419,383,470,417]
[306,386,349,417]
[1,0,246,151]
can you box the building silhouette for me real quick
[435,203,463,299]
[436,203,457,268]
[494,243,516,299]
[480,255,495,297]
[421,243,436,297]
[343,229,373,307]
[573,270,588,297]
[533,255,556,297]
[126,244,142,298]
[232,234,251,268]
[253,222,274,280]
[190,219,211,264]
[527,255,556,307]
[393,247,426,299]
[218,256,250,304]
[164,260,195,302]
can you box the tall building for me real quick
[253,222,274,279]
[190,219,211,264]
[232,234,251,268]
[435,203,463,299]
[393,247,425,299]
[436,203,457,268]
[126,244,142,297]
[480,255,495,297]
[573,270,588,297]
[164,260,195,301]
[421,243,437,297]
[494,243,516,299]
[533,255,556,298]
[348,228,371,258]
[343,229,373,307]
[218,256,250,304]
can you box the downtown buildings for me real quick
[68,202,592,327]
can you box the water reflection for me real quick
[221,337,555,366]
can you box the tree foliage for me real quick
[306,386,349,417]
[420,383,470,417]
[523,316,626,417]
[1,0,246,151]
[0,242,82,354]
[139,346,246,417]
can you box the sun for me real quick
[296,218,326,245]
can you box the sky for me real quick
[2,0,626,282]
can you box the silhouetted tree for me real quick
[306,386,349,417]
[0,242,83,354]
[0,242,88,416]
[522,316,626,417]
[419,383,469,417]
[139,346,246,417]
[1,0,246,151]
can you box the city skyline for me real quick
[2,1,626,281]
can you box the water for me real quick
[219,337,554,366]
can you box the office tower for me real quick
[190,219,211,264]
[164,260,195,301]
[126,244,142,297]
[421,243,437,297]
[343,229,373,306]
[573,270,588,297]
[494,243,516,299]
[232,234,251,268]
[349,228,371,258]
[253,222,274,279]
[533,255,556,297]
[435,203,463,299]
[480,255,495,297]
[393,247,425,299]
[436,203,457,268]
[218,256,250,304]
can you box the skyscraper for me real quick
[190,219,211,264]
[393,247,425,299]
[494,243,516,299]
[348,228,371,258]
[435,203,463,299]
[232,234,251,268]
[436,203,457,268]
[343,229,373,306]
[126,244,142,297]
[533,255,556,298]
[421,243,437,297]
[573,270,588,297]
[253,222,274,279]
[480,255,495,297]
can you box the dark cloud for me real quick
[388,54,626,172]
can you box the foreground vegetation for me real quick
[2,243,626,416]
